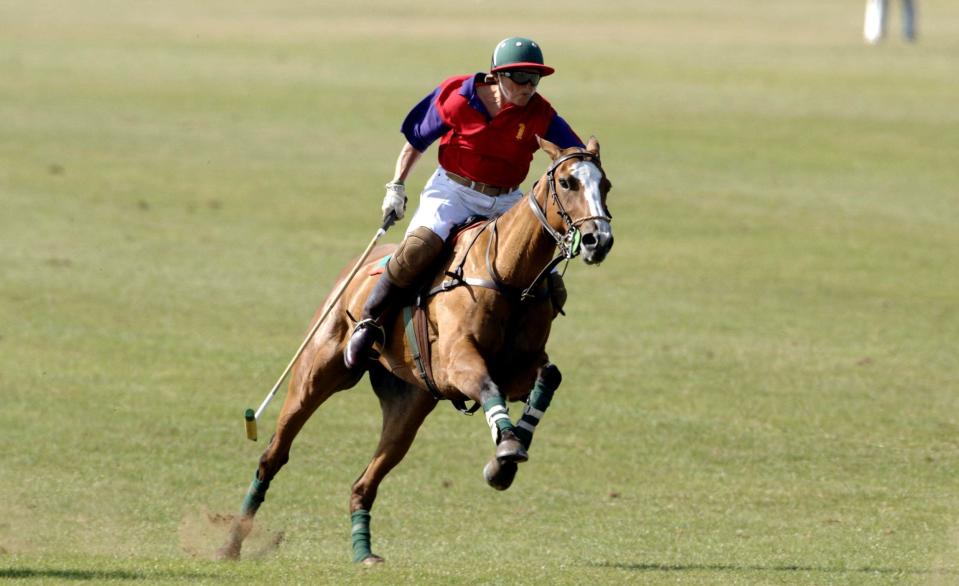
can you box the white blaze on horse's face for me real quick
[569,160,613,265]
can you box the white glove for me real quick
[381,182,407,221]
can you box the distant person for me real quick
[864,0,917,43]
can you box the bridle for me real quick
[527,150,613,261]
[424,149,613,304]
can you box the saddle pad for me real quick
[368,255,391,276]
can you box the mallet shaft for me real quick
[245,213,397,440]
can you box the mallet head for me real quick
[245,408,257,441]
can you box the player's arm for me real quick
[381,142,422,221]
[544,113,585,149]
[391,142,423,185]
[382,87,449,220]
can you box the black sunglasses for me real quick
[500,70,541,86]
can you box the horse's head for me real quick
[535,136,614,265]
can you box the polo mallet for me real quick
[244,212,398,441]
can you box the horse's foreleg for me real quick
[446,341,527,463]
[513,362,561,449]
[349,370,436,565]
[484,363,562,491]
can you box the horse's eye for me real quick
[558,178,570,190]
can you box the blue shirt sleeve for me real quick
[544,114,585,149]
[400,87,450,152]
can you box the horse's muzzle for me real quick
[581,220,613,265]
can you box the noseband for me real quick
[527,150,613,260]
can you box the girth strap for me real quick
[402,305,479,415]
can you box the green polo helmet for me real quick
[490,37,555,76]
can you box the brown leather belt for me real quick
[445,171,517,197]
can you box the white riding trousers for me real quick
[405,167,523,240]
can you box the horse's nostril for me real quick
[581,233,597,248]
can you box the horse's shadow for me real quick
[0,568,215,581]
[591,561,959,576]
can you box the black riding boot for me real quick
[343,274,405,369]
[344,226,445,369]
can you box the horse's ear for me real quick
[536,135,562,160]
[586,136,600,157]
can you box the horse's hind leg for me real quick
[484,363,562,491]
[349,365,436,565]
[217,343,361,560]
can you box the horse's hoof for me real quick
[214,543,241,561]
[495,431,529,463]
[359,554,385,566]
[483,458,518,491]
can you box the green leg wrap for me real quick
[351,509,373,562]
[240,471,271,517]
[482,396,514,443]
[514,378,556,450]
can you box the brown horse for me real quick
[218,136,613,564]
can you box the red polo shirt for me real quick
[401,74,583,188]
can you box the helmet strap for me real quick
[494,77,508,107]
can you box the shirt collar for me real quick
[461,72,492,120]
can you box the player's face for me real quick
[498,71,538,106]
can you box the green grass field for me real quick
[2,1,958,584]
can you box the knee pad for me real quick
[386,227,445,289]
